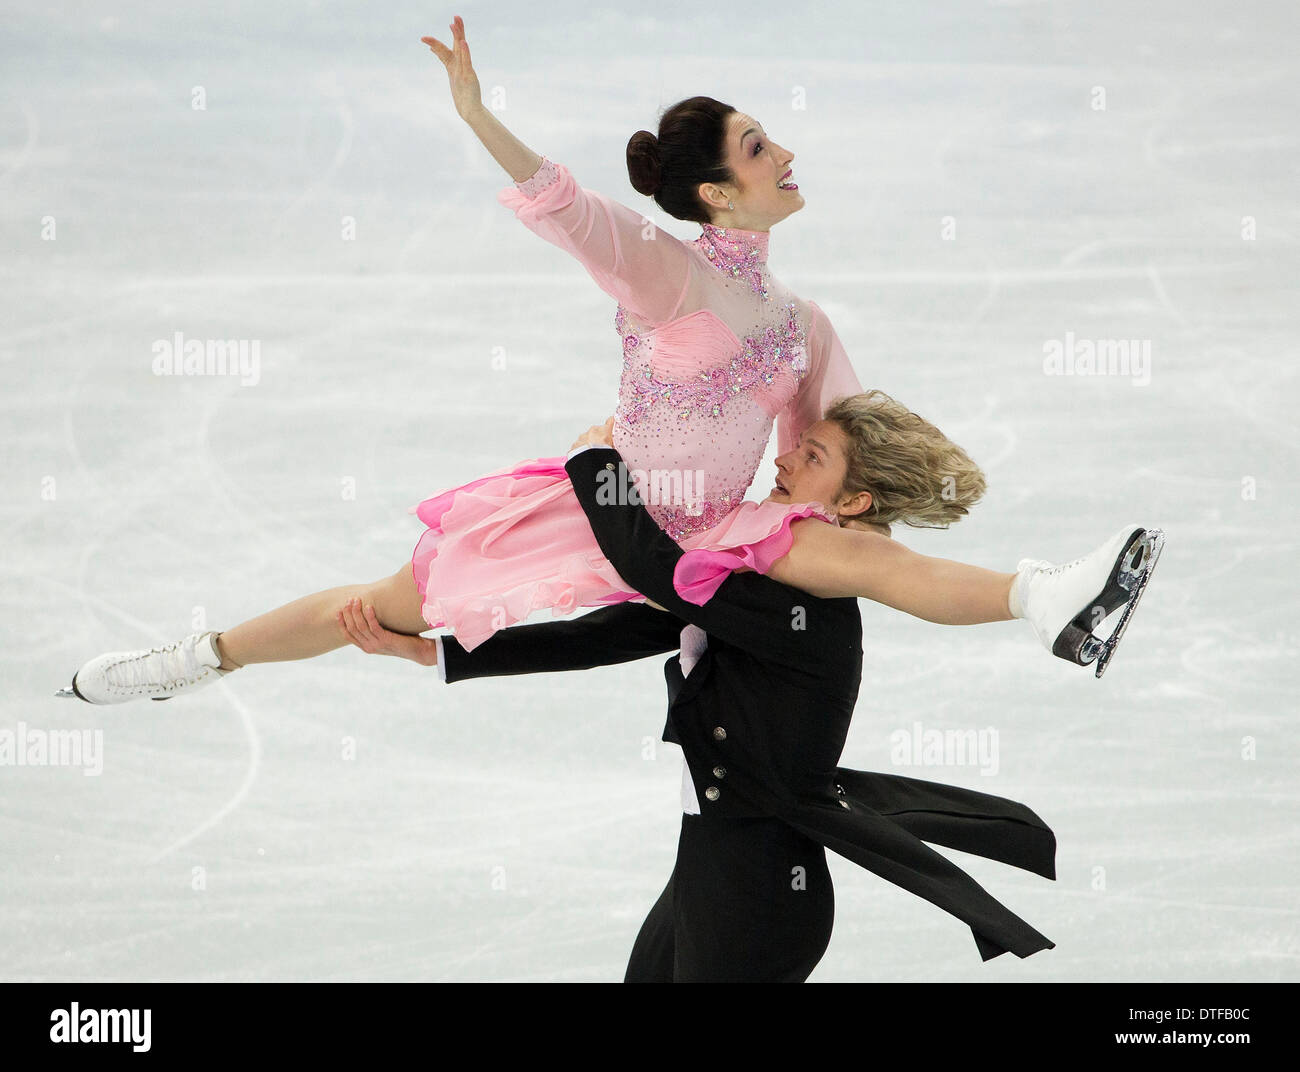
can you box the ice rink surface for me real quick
[2,0,1297,981]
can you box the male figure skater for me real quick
[342,430,1058,980]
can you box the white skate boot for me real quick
[1017,524,1165,677]
[55,631,231,704]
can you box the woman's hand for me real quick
[336,598,438,666]
[569,416,616,452]
[421,15,483,119]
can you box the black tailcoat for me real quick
[443,447,1056,962]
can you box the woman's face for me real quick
[700,111,803,230]
[766,419,872,520]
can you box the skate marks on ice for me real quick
[3,3,1296,981]
[0,100,39,186]
[33,569,265,868]
[40,359,268,865]
[269,94,355,244]
[142,678,263,864]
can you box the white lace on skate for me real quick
[1019,553,1088,579]
[69,632,227,704]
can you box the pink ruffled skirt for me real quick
[410,457,834,651]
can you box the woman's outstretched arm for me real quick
[764,518,1016,626]
[423,16,541,181]
[423,17,692,324]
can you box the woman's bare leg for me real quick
[214,562,429,668]
[765,521,1016,625]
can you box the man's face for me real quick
[767,419,853,510]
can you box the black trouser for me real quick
[624,813,834,982]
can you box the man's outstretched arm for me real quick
[337,600,684,682]
[440,602,684,683]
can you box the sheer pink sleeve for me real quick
[498,157,693,325]
[777,299,865,454]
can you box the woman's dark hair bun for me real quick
[626,97,735,224]
[626,130,662,196]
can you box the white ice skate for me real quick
[1018,524,1165,678]
[54,631,230,704]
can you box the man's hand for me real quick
[569,416,616,452]
[336,598,438,666]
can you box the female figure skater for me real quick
[58,16,1162,705]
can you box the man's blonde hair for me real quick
[823,390,986,527]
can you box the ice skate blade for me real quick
[1095,529,1164,678]
[56,685,173,702]
[1050,526,1150,667]
[55,672,91,702]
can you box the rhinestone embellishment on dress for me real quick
[657,488,750,541]
[694,223,771,301]
[614,303,808,425]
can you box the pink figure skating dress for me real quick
[410,157,863,650]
